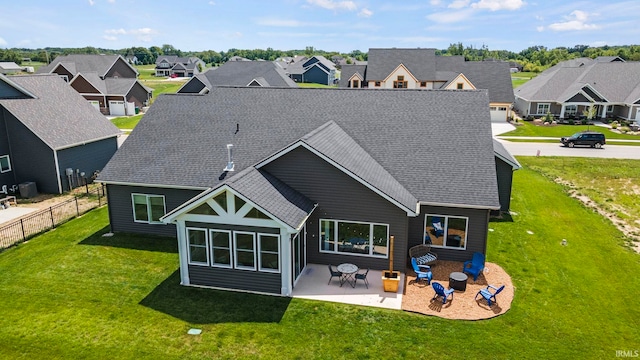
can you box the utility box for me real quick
[19,182,38,198]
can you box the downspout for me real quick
[53,149,63,194]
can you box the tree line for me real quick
[2,43,640,72]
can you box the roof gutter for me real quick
[96,180,209,191]
[419,201,500,211]
[54,133,123,151]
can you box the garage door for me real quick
[490,107,508,123]
[88,100,100,111]
[108,101,126,116]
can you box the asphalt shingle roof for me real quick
[179,61,297,93]
[0,74,121,150]
[338,65,367,87]
[99,87,499,209]
[37,54,128,77]
[366,48,437,80]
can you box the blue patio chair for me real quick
[411,257,433,285]
[354,268,370,289]
[328,264,343,285]
[475,284,505,306]
[431,282,455,304]
[432,217,444,237]
[462,252,485,281]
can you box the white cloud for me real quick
[0,36,6,46]
[449,0,470,9]
[103,35,117,41]
[105,28,127,35]
[209,1,215,4]
[306,0,357,11]
[536,25,544,32]
[358,8,373,17]
[471,0,525,11]
[426,8,474,23]
[548,10,600,31]
[430,0,442,5]
[107,0,115,3]
[258,19,304,27]
[88,0,95,5]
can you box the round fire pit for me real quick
[449,271,468,291]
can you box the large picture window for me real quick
[424,215,468,249]
[234,232,256,270]
[187,228,208,265]
[320,219,388,258]
[132,194,165,224]
[0,155,11,173]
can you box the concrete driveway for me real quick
[495,139,640,159]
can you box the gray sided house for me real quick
[514,57,640,121]
[177,61,297,94]
[339,48,515,122]
[286,56,337,85]
[36,54,151,116]
[0,74,121,194]
[98,87,516,296]
[155,56,205,77]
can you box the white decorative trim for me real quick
[233,231,257,271]
[186,227,209,266]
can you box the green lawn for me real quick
[503,121,640,140]
[0,161,639,359]
[511,72,538,88]
[296,83,337,88]
[135,64,159,80]
[110,114,143,130]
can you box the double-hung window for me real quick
[234,231,256,270]
[537,103,550,115]
[187,228,208,265]
[0,155,11,173]
[210,230,232,268]
[258,234,280,272]
[132,194,165,224]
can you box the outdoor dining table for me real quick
[337,263,359,288]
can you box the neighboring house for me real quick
[493,140,521,213]
[285,56,337,85]
[36,54,151,116]
[0,62,22,75]
[177,61,297,94]
[125,55,140,65]
[0,74,121,194]
[155,56,205,77]
[514,56,640,121]
[97,87,518,297]
[509,61,523,73]
[339,48,515,122]
[227,56,251,62]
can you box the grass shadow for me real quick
[489,213,514,223]
[140,270,291,324]
[79,229,178,253]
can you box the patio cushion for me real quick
[416,253,437,265]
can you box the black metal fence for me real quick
[0,186,108,251]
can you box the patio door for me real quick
[291,224,306,288]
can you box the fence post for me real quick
[50,207,55,228]
[75,197,79,216]
[98,190,102,207]
[20,219,26,242]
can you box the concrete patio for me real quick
[292,263,404,310]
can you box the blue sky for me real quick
[1,0,638,53]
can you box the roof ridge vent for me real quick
[223,144,234,172]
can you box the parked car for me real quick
[169,73,178,78]
[560,131,606,148]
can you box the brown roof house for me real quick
[37,54,152,116]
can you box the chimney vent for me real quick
[223,144,234,172]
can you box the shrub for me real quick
[611,121,619,129]
[619,126,629,133]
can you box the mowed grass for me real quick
[110,114,143,130]
[296,83,336,88]
[503,121,640,140]
[0,163,639,359]
[511,71,538,88]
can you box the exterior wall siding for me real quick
[495,158,514,212]
[262,146,409,272]
[2,109,58,193]
[106,184,203,236]
[105,58,137,78]
[303,66,329,85]
[408,205,490,263]
[0,107,17,186]
[0,82,29,98]
[126,82,151,107]
[71,76,101,94]
[57,138,118,191]
[188,265,281,294]
[178,79,206,94]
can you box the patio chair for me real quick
[475,284,505,306]
[432,217,444,237]
[411,257,433,285]
[462,252,485,281]
[328,264,343,285]
[431,282,455,304]
[354,268,370,289]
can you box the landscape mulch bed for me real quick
[401,260,514,320]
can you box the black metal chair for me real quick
[328,264,343,285]
[354,268,370,288]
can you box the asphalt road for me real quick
[496,139,640,159]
